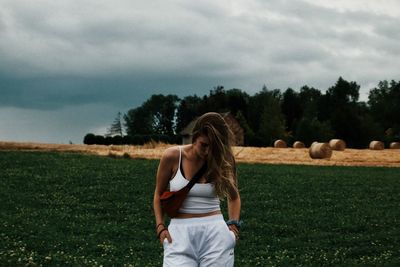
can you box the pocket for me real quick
[227,228,237,246]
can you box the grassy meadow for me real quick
[0,151,399,266]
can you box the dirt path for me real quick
[1,141,400,167]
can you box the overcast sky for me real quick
[1,0,399,144]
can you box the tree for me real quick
[318,77,364,147]
[124,94,179,137]
[295,117,334,147]
[327,77,359,104]
[176,95,202,134]
[281,88,302,132]
[124,106,153,136]
[298,85,322,119]
[319,77,359,121]
[235,110,254,146]
[247,86,283,134]
[83,133,96,145]
[247,86,285,146]
[106,112,123,137]
[357,102,383,147]
[226,89,250,116]
[197,86,228,114]
[258,103,286,146]
[368,80,400,141]
[150,94,179,135]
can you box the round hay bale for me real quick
[274,139,287,148]
[311,141,318,147]
[390,142,400,149]
[309,142,332,159]
[293,141,305,148]
[329,139,346,151]
[369,141,384,150]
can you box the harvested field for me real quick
[2,151,399,266]
[1,141,400,167]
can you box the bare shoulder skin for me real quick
[153,145,180,244]
[156,146,180,192]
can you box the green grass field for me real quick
[0,151,399,266]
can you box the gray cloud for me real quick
[0,73,229,110]
[0,0,399,142]
[2,0,398,83]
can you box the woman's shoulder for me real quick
[161,145,181,163]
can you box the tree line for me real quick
[84,77,400,148]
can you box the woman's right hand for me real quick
[159,229,172,244]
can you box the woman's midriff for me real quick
[174,210,221,219]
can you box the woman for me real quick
[153,112,242,266]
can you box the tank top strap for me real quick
[179,146,185,177]
[178,146,182,168]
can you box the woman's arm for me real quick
[153,147,177,243]
[227,159,241,239]
[227,192,241,240]
[228,192,241,221]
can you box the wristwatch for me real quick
[226,219,243,230]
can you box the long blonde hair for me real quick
[192,112,238,200]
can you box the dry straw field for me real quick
[1,141,400,167]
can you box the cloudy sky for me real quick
[1,0,399,144]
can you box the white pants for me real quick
[163,214,236,267]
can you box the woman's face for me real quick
[193,135,210,159]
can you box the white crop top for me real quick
[169,147,220,214]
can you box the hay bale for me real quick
[311,141,318,147]
[309,142,332,159]
[390,142,400,149]
[274,139,287,148]
[293,141,305,148]
[329,139,346,151]
[369,141,384,150]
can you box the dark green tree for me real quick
[83,133,96,145]
[281,88,302,133]
[259,103,286,146]
[124,105,153,136]
[327,77,359,103]
[235,110,254,146]
[299,85,322,119]
[357,102,383,147]
[225,89,250,116]
[124,94,179,136]
[176,95,202,134]
[176,87,250,138]
[106,112,123,137]
[199,86,228,113]
[295,117,334,147]
[368,80,400,142]
[317,77,366,147]
[247,86,286,146]
[151,94,180,135]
